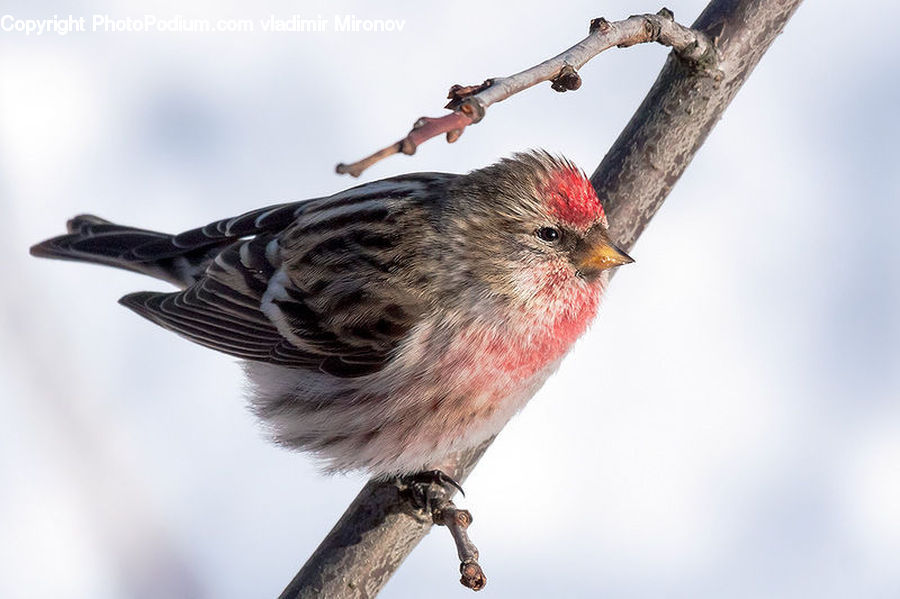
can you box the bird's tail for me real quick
[29,214,226,288]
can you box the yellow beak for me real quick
[579,240,634,272]
[575,227,634,277]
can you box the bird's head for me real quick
[443,151,633,306]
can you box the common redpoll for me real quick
[30,151,632,477]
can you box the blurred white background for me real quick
[2,1,898,597]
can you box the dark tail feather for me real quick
[30,214,220,288]
[32,202,306,287]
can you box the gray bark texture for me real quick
[280,1,804,597]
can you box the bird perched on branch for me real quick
[30,151,632,479]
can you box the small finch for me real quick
[30,151,632,478]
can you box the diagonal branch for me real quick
[336,9,718,177]
[284,0,804,597]
[277,442,490,599]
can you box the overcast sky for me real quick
[2,1,898,598]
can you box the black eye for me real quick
[535,226,561,243]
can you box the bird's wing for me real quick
[120,174,450,377]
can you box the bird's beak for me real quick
[575,227,634,278]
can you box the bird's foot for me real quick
[409,469,466,496]
[400,469,465,512]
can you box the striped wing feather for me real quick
[120,175,446,377]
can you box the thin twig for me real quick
[336,8,718,177]
[425,485,485,590]
[392,471,486,589]
[336,113,473,177]
[438,502,484,590]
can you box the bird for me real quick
[30,150,632,480]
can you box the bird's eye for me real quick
[535,226,561,243]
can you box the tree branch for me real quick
[283,1,804,596]
[277,441,490,599]
[336,9,718,177]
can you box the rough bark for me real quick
[281,0,804,596]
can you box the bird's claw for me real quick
[400,469,465,512]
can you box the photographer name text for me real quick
[0,14,407,36]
